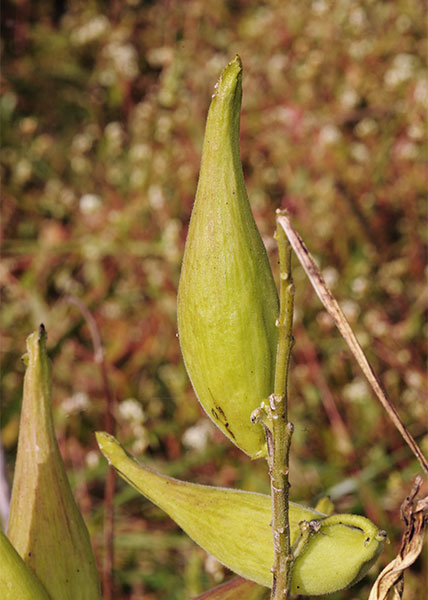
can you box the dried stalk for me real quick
[65,296,116,600]
[276,215,428,475]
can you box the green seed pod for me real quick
[177,56,279,459]
[7,326,101,600]
[0,531,51,600]
[97,432,386,596]
[314,495,334,515]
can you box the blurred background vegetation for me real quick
[1,0,427,598]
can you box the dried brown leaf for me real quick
[368,477,428,600]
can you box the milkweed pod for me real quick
[0,531,51,600]
[7,326,101,600]
[177,56,279,458]
[97,432,386,595]
[314,495,334,515]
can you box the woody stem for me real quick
[268,209,295,600]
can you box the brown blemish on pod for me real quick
[224,422,236,440]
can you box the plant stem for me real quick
[268,210,295,600]
[65,296,116,599]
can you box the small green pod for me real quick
[97,432,386,596]
[314,495,335,515]
[7,326,101,600]
[177,56,279,458]
[0,531,51,600]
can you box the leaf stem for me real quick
[268,209,295,600]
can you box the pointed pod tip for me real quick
[95,431,124,462]
[38,324,47,349]
[95,430,112,449]
[25,327,48,366]
[231,54,242,68]
[213,55,243,101]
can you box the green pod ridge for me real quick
[0,531,51,600]
[96,432,386,596]
[177,56,279,458]
[7,326,101,600]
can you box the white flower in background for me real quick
[364,309,388,336]
[118,398,145,424]
[204,554,224,582]
[351,142,370,162]
[349,39,373,59]
[343,378,369,403]
[105,122,124,149]
[162,219,180,261]
[405,370,423,389]
[104,41,139,79]
[146,46,174,67]
[129,143,150,162]
[407,123,423,140]
[99,69,116,87]
[79,193,102,214]
[340,87,359,108]
[117,399,148,454]
[62,392,89,415]
[413,78,428,107]
[14,158,32,185]
[349,6,366,29]
[60,188,75,206]
[312,0,328,16]
[322,266,338,288]
[319,124,341,145]
[71,15,110,46]
[118,399,144,423]
[86,450,100,468]
[71,132,94,154]
[384,53,417,87]
[182,421,213,451]
[396,141,418,160]
[341,299,360,322]
[351,276,368,296]
[148,184,165,209]
[354,118,378,138]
